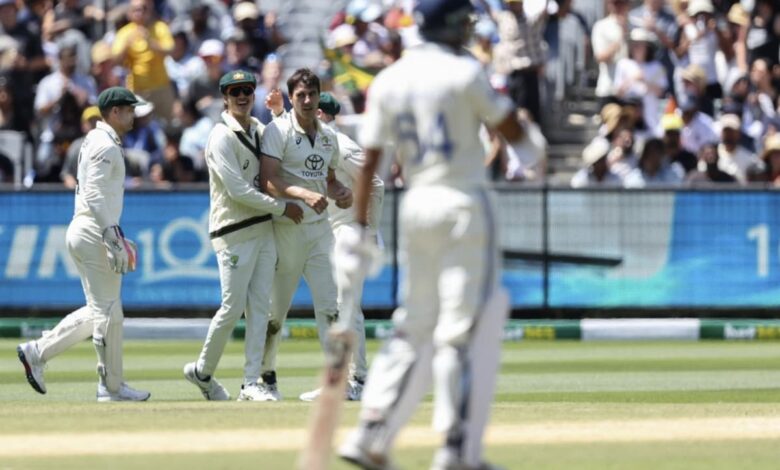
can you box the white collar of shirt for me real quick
[221,111,260,137]
[290,111,323,135]
[96,120,122,146]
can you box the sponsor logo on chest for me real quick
[302,154,325,178]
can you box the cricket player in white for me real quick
[183,70,303,401]
[257,68,353,401]
[297,92,385,402]
[16,87,150,402]
[338,0,530,468]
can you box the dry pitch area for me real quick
[1,338,779,469]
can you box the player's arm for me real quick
[207,128,285,216]
[260,155,328,214]
[326,167,352,209]
[340,146,384,231]
[353,148,382,227]
[81,143,120,230]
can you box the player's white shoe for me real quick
[430,447,505,470]
[17,341,46,394]
[183,362,230,401]
[237,382,278,401]
[338,426,398,470]
[96,382,151,402]
[299,378,364,402]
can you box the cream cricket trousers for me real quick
[35,217,125,390]
[197,223,276,384]
[261,218,338,374]
[358,186,506,467]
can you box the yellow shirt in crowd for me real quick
[112,21,174,92]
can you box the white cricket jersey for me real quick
[73,120,126,232]
[360,43,514,190]
[327,128,385,233]
[261,111,340,224]
[205,111,286,251]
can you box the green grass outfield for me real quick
[1,339,779,469]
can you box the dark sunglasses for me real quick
[228,86,255,97]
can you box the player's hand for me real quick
[334,224,383,279]
[334,187,353,209]
[303,191,328,214]
[102,225,134,275]
[265,89,284,117]
[283,202,304,224]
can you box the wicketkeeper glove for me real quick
[334,224,383,279]
[102,225,137,275]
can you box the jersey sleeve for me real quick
[260,120,285,160]
[328,131,341,171]
[464,65,514,127]
[81,142,121,230]
[207,125,285,215]
[359,77,392,150]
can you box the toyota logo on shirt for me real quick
[305,154,325,171]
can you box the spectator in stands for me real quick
[760,134,780,186]
[619,95,654,144]
[678,63,711,116]
[177,97,212,172]
[608,125,639,178]
[123,97,165,170]
[748,58,778,128]
[232,0,275,64]
[165,27,202,98]
[686,141,737,184]
[629,0,678,87]
[186,39,225,123]
[0,72,25,132]
[252,53,289,125]
[470,17,496,73]
[717,113,761,184]
[112,0,175,123]
[348,0,390,69]
[746,0,780,64]
[542,0,589,110]
[677,0,729,105]
[493,0,547,122]
[570,136,623,187]
[42,0,104,41]
[623,137,684,187]
[34,43,96,176]
[661,113,697,174]
[677,92,718,154]
[178,0,221,56]
[0,0,47,135]
[90,40,122,93]
[591,0,629,105]
[723,3,749,77]
[225,29,260,73]
[60,105,100,189]
[615,28,668,134]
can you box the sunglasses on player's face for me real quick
[227,86,255,97]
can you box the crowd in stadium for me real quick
[0,0,778,187]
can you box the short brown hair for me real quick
[286,68,320,96]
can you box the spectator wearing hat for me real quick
[629,0,678,76]
[678,63,711,116]
[90,40,123,93]
[676,92,718,154]
[470,17,497,72]
[232,0,274,64]
[723,3,750,76]
[348,0,390,69]
[715,113,760,184]
[493,0,548,122]
[624,137,684,188]
[686,141,737,185]
[123,96,166,171]
[614,28,668,133]
[677,0,729,104]
[61,106,102,189]
[591,0,629,105]
[760,134,780,187]
[186,39,226,123]
[571,136,623,188]
[660,113,697,174]
[112,0,176,123]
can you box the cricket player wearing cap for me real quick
[17,87,151,402]
[183,70,303,401]
[295,92,384,403]
[337,0,532,468]
[255,68,353,401]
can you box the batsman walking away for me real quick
[336,0,534,468]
